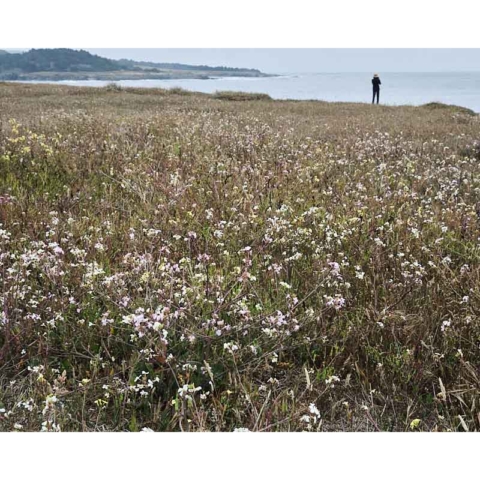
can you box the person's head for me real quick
[373,73,379,78]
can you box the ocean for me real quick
[19,72,480,112]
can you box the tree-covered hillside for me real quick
[116,58,263,74]
[0,49,118,73]
[0,49,270,80]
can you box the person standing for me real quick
[372,73,381,104]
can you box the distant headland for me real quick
[0,48,273,81]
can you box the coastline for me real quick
[0,70,275,82]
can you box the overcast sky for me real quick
[83,49,480,74]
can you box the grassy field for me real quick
[0,82,479,432]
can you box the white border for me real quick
[2,0,480,47]
[0,432,477,479]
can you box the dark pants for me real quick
[372,88,380,104]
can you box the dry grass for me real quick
[1,82,480,432]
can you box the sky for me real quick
[81,49,480,74]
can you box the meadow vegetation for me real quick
[1,82,479,431]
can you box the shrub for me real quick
[213,90,272,101]
[104,82,123,92]
[422,102,476,116]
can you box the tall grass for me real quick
[0,83,479,431]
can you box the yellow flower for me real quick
[410,419,421,430]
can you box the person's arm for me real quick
[379,79,381,85]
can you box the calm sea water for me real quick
[21,72,480,112]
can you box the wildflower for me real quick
[42,395,58,415]
[324,295,346,310]
[355,266,365,280]
[40,421,61,432]
[0,195,13,205]
[178,384,202,398]
[223,342,239,354]
[410,419,421,430]
[460,264,470,275]
[410,228,420,239]
[120,296,131,307]
[309,403,321,418]
[441,320,451,333]
[442,256,452,266]
[329,262,342,278]
[50,244,64,255]
[325,375,341,385]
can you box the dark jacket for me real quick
[372,77,381,90]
